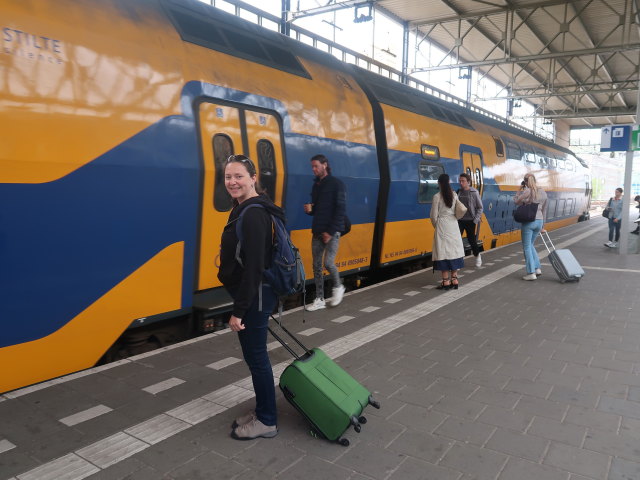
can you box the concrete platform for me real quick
[2,215,640,480]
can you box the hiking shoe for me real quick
[231,418,278,440]
[474,254,482,268]
[330,285,345,307]
[231,410,255,429]
[535,268,542,276]
[522,273,537,281]
[306,298,326,311]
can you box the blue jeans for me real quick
[237,284,278,426]
[312,233,341,299]
[521,219,543,274]
[608,218,621,242]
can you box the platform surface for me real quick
[2,215,640,480]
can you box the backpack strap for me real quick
[235,203,273,312]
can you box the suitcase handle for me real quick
[539,231,556,253]
[268,315,312,360]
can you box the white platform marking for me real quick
[299,327,323,336]
[360,306,380,313]
[206,357,242,370]
[124,414,190,445]
[0,438,16,454]
[59,405,113,427]
[142,377,185,394]
[16,453,99,480]
[404,290,420,296]
[331,315,355,323]
[384,298,402,303]
[75,432,147,469]
[267,341,280,351]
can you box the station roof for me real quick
[370,0,640,128]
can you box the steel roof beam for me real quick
[410,43,640,71]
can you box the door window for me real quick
[213,134,234,212]
[256,139,276,202]
[418,162,444,203]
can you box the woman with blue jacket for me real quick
[604,188,624,248]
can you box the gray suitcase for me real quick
[539,232,584,283]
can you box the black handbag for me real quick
[513,203,538,223]
[602,198,612,218]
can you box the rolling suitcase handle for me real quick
[539,231,556,254]
[268,315,312,361]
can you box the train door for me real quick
[196,102,285,291]
[461,147,484,196]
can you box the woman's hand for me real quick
[613,218,619,223]
[229,315,245,331]
[541,228,547,233]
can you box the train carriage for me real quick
[0,0,590,393]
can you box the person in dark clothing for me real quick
[457,173,484,268]
[303,154,346,311]
[218,154,282,441]
[632,195,640,235]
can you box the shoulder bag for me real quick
[513,202,538,223]
[602,198,613,218]
[454,197,468,220]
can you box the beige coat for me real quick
[430,192,465,261]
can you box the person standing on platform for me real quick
[604,187,624,248]
[514,173,548,280]
[632,195,640,235]
[457,172,484,268]
[218,155,280,440]
[304,154,346,311]
[431,173,465,290]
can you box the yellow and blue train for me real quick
[0,0,590,393]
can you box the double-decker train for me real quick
[0,0,590,393]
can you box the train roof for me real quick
[163,0,585,168]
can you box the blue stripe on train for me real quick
[0,116,200,347]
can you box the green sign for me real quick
[633,125,640,151]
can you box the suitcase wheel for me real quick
[358,416,367,424]
[368,396,381,409]
[354,424,361,433]
[350,416,362,433]
[338,437,350,447]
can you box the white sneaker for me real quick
[306,298,326,311]
[330,285,345,307]
[522,273,537,281]
[535,268,542,276]
[474,254,482,268]
[610,242,618,248]
[604,241,613,247]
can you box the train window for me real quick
[493,137,504,157]
[557,199,566,216]
[548,199,557,218]
[256,139,276,202]
[166,5,310,79]
[567,198,575,214]
[418,161,444,204]
[523,147,535,163]
[213,134,234,212]
[421,144,440,161]
[556,157,565,169]
[504,138,521,162]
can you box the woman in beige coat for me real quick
[430,174,465,290]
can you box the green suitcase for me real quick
[269,320,380,446]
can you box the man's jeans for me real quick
[312,233,341,299]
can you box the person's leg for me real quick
[466,222,480,257]
[323,233,341,288]
[614,221,621,242]
[608,218,615,242]
[529,220,542,271]
[311,236,325,299]
[521,223,536,275]
[236,286,278,431]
